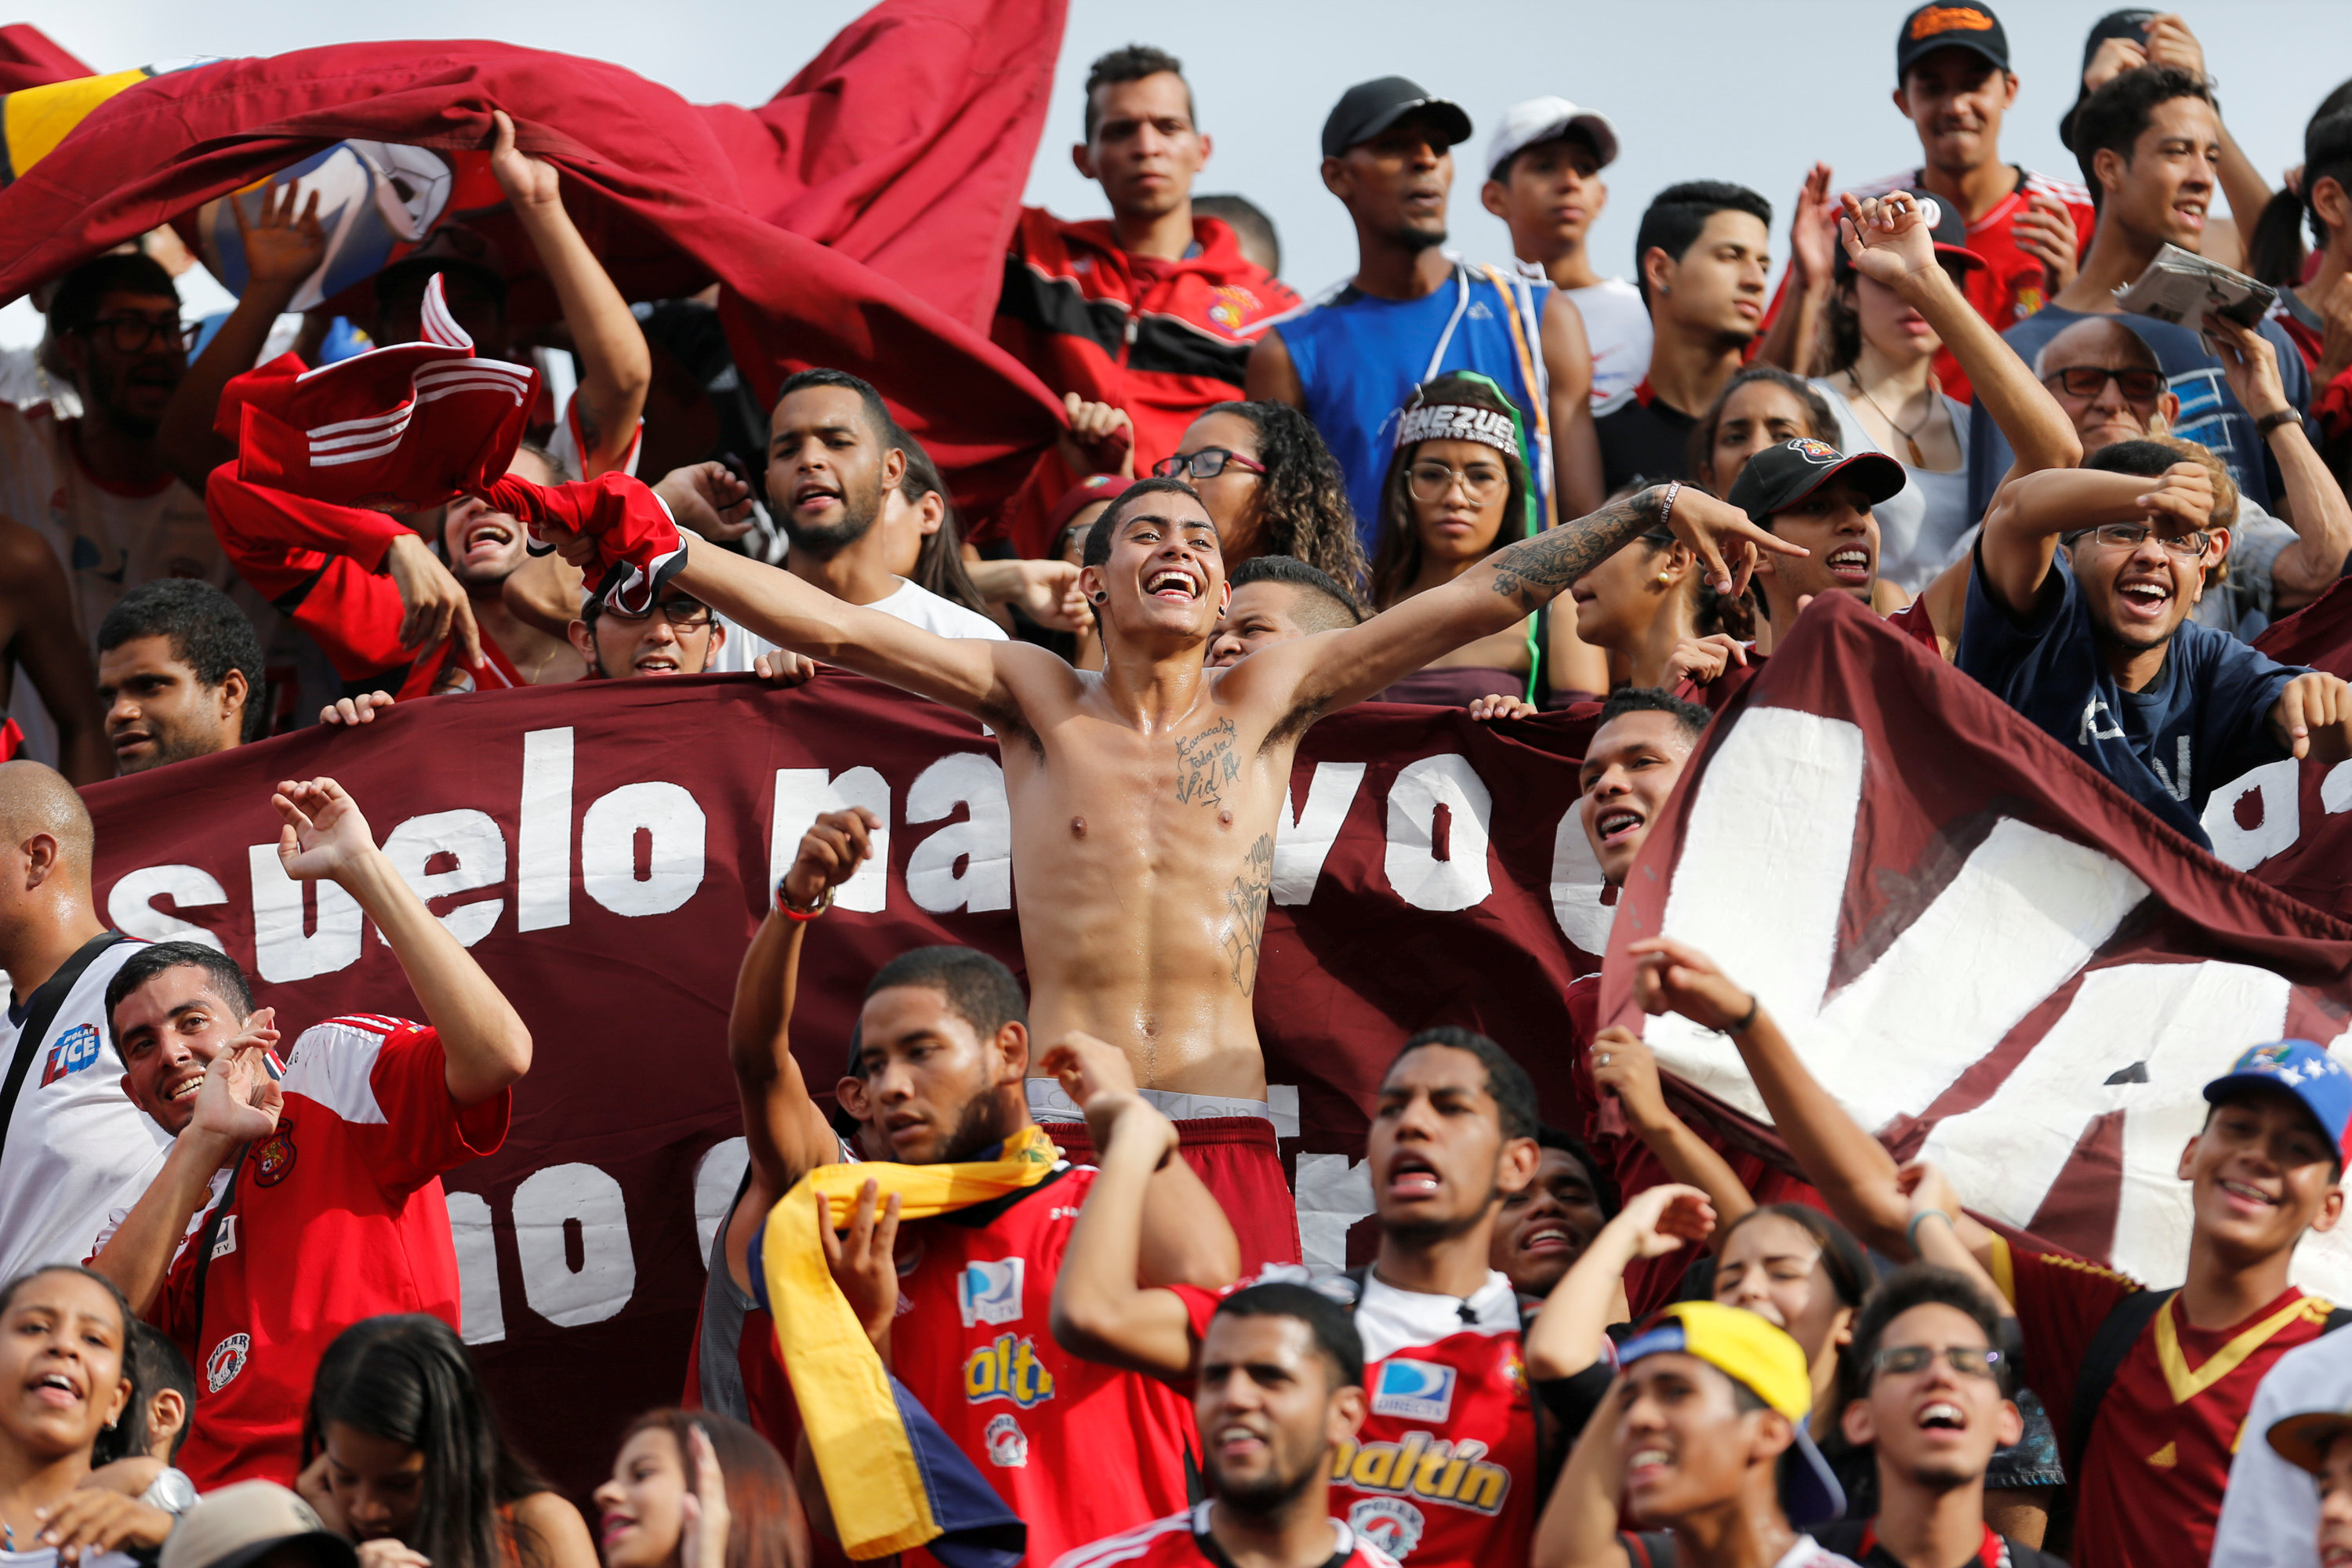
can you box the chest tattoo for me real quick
[1173,718,1242,808]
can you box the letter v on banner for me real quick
[1274,763,1365,905]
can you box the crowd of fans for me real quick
[12,4,2352,1568]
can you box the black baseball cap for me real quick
[1727,437,1907,524]
[1321,77,1473,159]
[2060,10,2160,151]
[1832,194,1989,281]
[1895,3,2011,82]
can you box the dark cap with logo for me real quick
[1833,194,1990,281]
[1727,437,1908,524]
[2060,10,2161,151]
[1322,78,1474,159]
[1896,3,2011,81]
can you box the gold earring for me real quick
[1656,572,1671,584]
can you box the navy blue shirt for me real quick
[1958,543,2307,848]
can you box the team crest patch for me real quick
[985,1413,1029,1468]
[956,1258,1024,1327]
[205,1333,251,1392]
[1347,1498,1425,1559]
[1371,1359,1458,1421]
[1207,285,1259,333]
[39,1025,101,1087]
[1788,437,1842,464]
[252,1118,298,1186]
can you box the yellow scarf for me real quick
[762,1123,1059,1559]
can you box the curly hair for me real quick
[1367,375,1533,610]
[1198,401,1366,592]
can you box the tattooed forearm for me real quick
[1174,719,1241,807]
[1486,485,1665,611]
[1221,833,1276,994]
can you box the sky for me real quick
[13,0,2351,307]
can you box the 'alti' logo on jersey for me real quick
[964,1334,1055,1408]
[1371,1360,1457,1421]
[956,1258,1025,1327]
[39,1025,100,1087]
[1331,1434,1509,1515]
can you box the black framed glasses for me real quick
[82,314,193,354]
[1871,1345,2002,1380]
[2081,521,2211,557]
[601,595,714,629]
[2042,366,2166,404]
[1152,447,1267,481]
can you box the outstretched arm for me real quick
[1626,935,1996,1270]
[274,779,530,1105]
[1977,462,2215,617]
[723,810,878,1287]
[1588,1027,1755,1240]
[1523,1184,1715,1381]
[91,1016,283,1314]
[491,112,649,478]
[1236,484,1802,715]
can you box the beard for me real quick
[87,358,164,441]
[783,475,884,560]
[935,1084,1022,1164]
[1213,1442,1326,1517]
[1382,220,1448,255]
[119,717,227,775]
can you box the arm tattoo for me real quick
[1486,485,1664,612]
[1221,833,1276,994]
[1173,718,1241,807]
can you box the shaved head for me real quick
[0,761,93,887]
[2036,316,2159,376]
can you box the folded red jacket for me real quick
[481,471,685,615]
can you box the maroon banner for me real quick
[82,673,1603,1496]
[1599,592,2352,1298]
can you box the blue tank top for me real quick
[1276,261,1551,554]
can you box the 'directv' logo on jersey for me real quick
[956,1258,1024,1327]
[1371,1360,1457,1421]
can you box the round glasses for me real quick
[1152,448,1267,481]
[1407,460,1507,503]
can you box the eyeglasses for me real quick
[1152,448,1267,481]
[601,596,714,629]
[1407,460,1508,503]
[81,314,194,354]
[2042,366,2166,404]
[2080,521,2211,557]
[1871,1345,2002,1380]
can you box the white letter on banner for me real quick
[517,728,574,932]
[769,768,891,913]
[1918,959,2288,1287]
[1382,754,1493,912]
[248,844,362,983]
[1272,762,1364,906]
[1644,710,2147,1136]
[511,1163,637,1328]
[581,783,706,917]
[107,866,227,952]
[904,753,1011,913]
[695,1138,750,1263]
[2324,761,2352,815]
[1549,804,1613,956]
[444,1191,505,1345]
[381,810,507,946]
[2201,760,2302,870]
[1295,1152,1374,1271]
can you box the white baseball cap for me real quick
[1484,96,1620,181]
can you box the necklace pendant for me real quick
[1904,435,1925,466]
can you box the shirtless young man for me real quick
[541,463,1793,1266]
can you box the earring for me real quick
[1092,593,1107,604]
[1656,571,1671,585]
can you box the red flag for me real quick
[219,274,535,511]
[1600,592,2352,1294]
[0,25,89,94]
[0,3,1068,514]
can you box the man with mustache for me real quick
[94,581,263,775]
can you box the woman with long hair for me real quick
[1686,365,1841,500]
[596,1410,802,1568]
[1154,401,1367,591]
[1809,225,1978,593]
[298,1316,593,1568]
[0,1265,174,1566]
[1364,372,1608,704]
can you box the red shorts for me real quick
[1047,1115,1301,1272]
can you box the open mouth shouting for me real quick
[1516,1221,1577,1258]
[1594,804,1646,848]
[460,514,517,565]
[1624,1441,1675,1491]
[162,1066,205,1108]
[1145,566,1203,603]
[2115,572,2175,624]
[27,1367,84,1412]
[1210,1419,1269,1465]
[791,476,845,518]
[1824,546,1872,586]
[1915,1399,1968,1435]
[1385,1151,1442,1201]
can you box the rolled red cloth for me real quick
[479,470,687,615]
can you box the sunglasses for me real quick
[2042,366,2166,404]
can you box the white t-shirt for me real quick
[1809,376,1973,595]
[713,575,1007,673]
[0,935,172,1281]
[2212,1326,2352,1568]
[1563,278,1653,413]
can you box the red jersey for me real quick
[893,1165,1196,1568]
[155,1015,510,1487]
[1053,1504,1404,1568]
[989,209,1300,555]
[1847,168,2094,405]
[1171,1269,1534,1568]
[1989,1235,2336,1568]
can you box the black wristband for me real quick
[1723,993,1760,1035]
[2257,408,2303,437]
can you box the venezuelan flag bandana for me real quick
[756,1124,1057,1564]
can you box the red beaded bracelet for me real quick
[775,880,834,922]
